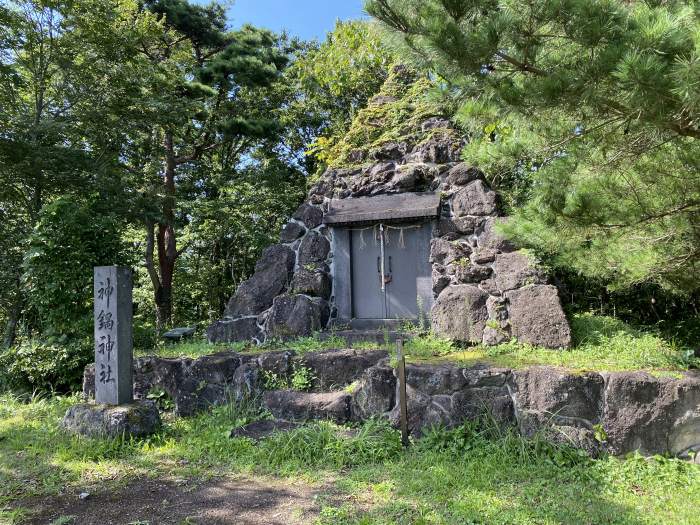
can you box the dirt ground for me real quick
[22,475,335,525]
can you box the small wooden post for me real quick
[396,339,409,447]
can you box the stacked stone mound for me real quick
[83,350,700,460]
[206,208,333,344]
[208,78,571,348]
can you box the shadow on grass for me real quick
[319,452,671,525]
[570,313,640,347]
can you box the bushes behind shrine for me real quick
[22,197,132,337]
[0,336,92,394]
[0,197,133,394]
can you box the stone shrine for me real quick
[208,67,571,349]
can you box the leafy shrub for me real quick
[261,369,288,390]
[0,337,92,393]
[261,364,316,391]
[146,388,175,411]
[290,364,315,391]
[22,196,131,337]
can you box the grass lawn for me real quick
[418,313,699,374]
[138,313,699,374]
[1,393,699,524]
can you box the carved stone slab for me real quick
[94,266,133,405]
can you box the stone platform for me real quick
[62,400,161,439]
[82,349,700,459]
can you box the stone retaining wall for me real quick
[83,350,700,460]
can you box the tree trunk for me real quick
[155,222,176,329]
[154,132,179,330]
[154,281,173,330]
[3,288,22,349]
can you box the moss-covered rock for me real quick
[311,65,459,176]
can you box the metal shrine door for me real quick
[350,222,431,320]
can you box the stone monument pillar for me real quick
[61,266,160,438]
[94,266,133,405]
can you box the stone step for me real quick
[319,329,414,346]
[295,348,389,390]
[263,390,352,423]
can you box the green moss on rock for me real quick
[311,65,455,174]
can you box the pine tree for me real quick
[367,0,700,293]
[134,0,289,328]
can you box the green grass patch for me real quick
[137,332,383,360]
[1,394,698,525]
[415,313,699,373]
[134,340,240,359]
[134,314,696,373]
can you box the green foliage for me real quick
[368,0,700,294]
[0,0,157,345]
[551,265,700,328]
[282,333,348,354]
[146,387,175,411]
[314,65,454,168]
[402,332,456,359]
[0,0,320,343]
[0,337,92,393]
[136,313,698,374]
[136,340,239,358]
[260,369,288,391]
[460,313,698,372]
[293,20,395,173]
[289,364,315,391]
[261,364,316,392]
[170,158,305,326]
[402,314,697,372]
[23,197,130,336]
[132,0,296,328]
[258,419,403,471]
[317,439,700,524]
[593,423,608,444]
[297,20,392,104]
[417,418,591,468]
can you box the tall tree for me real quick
[127,0,289,328]
[294,20,395,174]
[0,0,156,345]
[367,0,700,293]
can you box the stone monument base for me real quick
[61,400,161,439]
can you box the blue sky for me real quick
[226,0,367,40]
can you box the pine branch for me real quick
[494,51,547,76]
